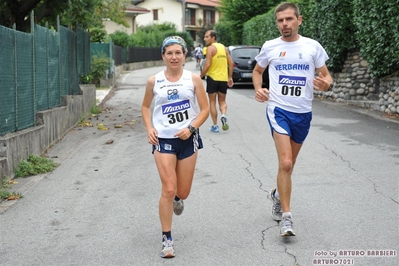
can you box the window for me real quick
[203,10,215,26]
[185,8,195,25]
[153,9,158,21]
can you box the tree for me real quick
[0,0,129,32]
[218,0,280,44]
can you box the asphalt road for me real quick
[1,60,398,266]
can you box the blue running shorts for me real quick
[152,131,203,159]
[266,105,312,144]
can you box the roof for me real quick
[185,0,220,7]
[125,4,150,14]
[134,1,220,8]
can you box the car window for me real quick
[231,48,260,59]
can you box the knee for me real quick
[178,193,189,200]
[163,186,176,199]
[177,189,191,200]
[279,159,293,173]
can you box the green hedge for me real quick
[240,0,399,78]
[353,0,399,77]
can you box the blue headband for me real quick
[161,36,187,54]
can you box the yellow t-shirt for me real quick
[206,43,228,82]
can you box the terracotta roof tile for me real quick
[185,0,220,7]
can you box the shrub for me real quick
[14,155,59,178]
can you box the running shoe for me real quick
[221,116,229,131]
[280,214,296,236]
[270,188,282,221]
[173,199,184,215]
[209,125,220,133]
[160,236,175,258]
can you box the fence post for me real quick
[57,16,61,101]
[13,23,18,130]
[31,12,36,119]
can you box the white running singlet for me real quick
[152,69,198,138]
[255,35,329,113]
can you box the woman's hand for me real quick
[147,128,159,145]
[174,128,192,140]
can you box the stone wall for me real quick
[317,51,399,114]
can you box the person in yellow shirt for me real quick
[199,46,207,76]
[200,30,234,132]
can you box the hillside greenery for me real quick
[108,22,194,50]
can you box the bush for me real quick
[89,27,108,43]
[241,0,399,77]
[109,30,130,47]
[353,0,399,77]
[89,52,110,86]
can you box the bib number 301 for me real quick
[167,110,189,124]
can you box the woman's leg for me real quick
[175,151,198,200]
[154,152,177,232]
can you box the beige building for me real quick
[102,4,151,34]
[132,0,221,43]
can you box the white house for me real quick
[132,0,221,43]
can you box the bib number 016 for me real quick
[282,85,302,96]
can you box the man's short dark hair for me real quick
[207,30,217,41]
[275,2,300,19]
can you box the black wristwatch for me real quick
[188,125,196,134]
[328,83,334,91]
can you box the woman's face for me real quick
[162,44,185,68]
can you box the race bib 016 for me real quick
[277,75,306,98]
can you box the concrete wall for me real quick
[0,85,96,179]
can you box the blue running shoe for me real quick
[209,125,219,133]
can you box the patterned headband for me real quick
[161,36,187,54]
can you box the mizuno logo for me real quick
[278,75,306,86]
[162,100,190,114]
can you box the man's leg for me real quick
[273,132,302,213]
[208,92,218,126]
[217,82,229,130]
[273,131,302,236]
[217,91,227,115]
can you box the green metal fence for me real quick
[0,16,90,136]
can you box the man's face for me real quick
[275,8,302,40]
[203,32,213,46]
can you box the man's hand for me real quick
[228,78,234,88]
[313,71,332,91]
[255,88,270,102]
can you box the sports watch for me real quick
[188,125,196,134]
[328,83,334,91]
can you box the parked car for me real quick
[227,45,269,87]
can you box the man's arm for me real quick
[225,47,234,87]
[253,63,266,91]
[253,63,269,102]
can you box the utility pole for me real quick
[182,0,186,32]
